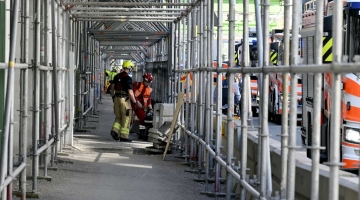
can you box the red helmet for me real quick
[143,73,154,82]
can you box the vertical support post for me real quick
[31,0,41,192]
[75,22,82,130]
[328,0,342,199]
[254,0,264,183]
[197,0,204,179]
[204,0,211,191]
[67,18,75,146]
[169,23,175,104]
[19,0,29,197]
[190,6,197,170]
[286,0,300,198]
[280,0,291,198]
[260,0,270,197]
[0,0,6,170]
[215,0,223,193]
[310,0,324,199]
[19,68,28,200]
[185,7,192,164]
[226,0,235,198]
[174,22,178,111]
[208,0,215,172]
[51,0,60,159]
[241,0,250,198]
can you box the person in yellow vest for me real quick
[131,73,154,125]
[104,65,119,94]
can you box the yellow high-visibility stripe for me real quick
[113,122,121,131]
[322,38,332,55]
[322,36,333,62]
[270,52,277,64]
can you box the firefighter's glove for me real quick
[147,109,154,117]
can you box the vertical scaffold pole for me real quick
[260,0,270,197]
[226,0,235,198]
[328,0,343,199]
[215,0,223,193]
[310,0,324,199]
[280,0,291,198]
[51,0,60,160]
[19,0,29,197]
[287,0,300,198]
[31,0,41,192]
[241,0,250,198]
[185,2,192,165]
[197,0,205,179]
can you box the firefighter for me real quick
[109,60,142,142]
[104,64,119,94]
[131,73,154,125]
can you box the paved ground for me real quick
[24,95,217,200]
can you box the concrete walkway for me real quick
[32,95,213,200]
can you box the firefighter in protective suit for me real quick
[131,73,154,125]
[109,60,142,142]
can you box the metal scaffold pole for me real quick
[215,0,223,194]
[203,0,211,191]
[280,0,291,198]
[197,0,205,180]
[0,0,5,182]
[286,0,300,198]
[226,0,235,198]
[310,0,324,199]
[260,0,270,198]
[241,0,250,198]
[51,0,60,159]
[19,0,30,197]
[208,0,215,176]
[254,0,263,187]
[31,0,41,192]
[189,6,197,171]
[75,21,82,130]
[328,0,343,199]
[185,0,192,166]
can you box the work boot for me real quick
[119,137,132,142]
[110,131,119,141]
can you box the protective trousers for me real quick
[112,97,132,139]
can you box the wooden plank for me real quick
[162,92,184,160]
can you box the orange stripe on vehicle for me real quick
[342,158,360,169]
[344,76,360,98]
[341,101,360,122]
[342,141,360,148]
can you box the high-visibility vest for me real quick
[133,82,152,106]
[105,70,118,82]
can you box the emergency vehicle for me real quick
[235,34,260,115]
[301,0,360,169]
[268,29,303,124]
